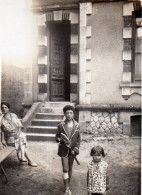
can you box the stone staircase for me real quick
[26,102,75,141]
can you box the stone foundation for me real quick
[77,104,141,137]
[85,111,123,136]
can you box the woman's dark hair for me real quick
[90,146,105,157]
[1,102,10,109]
[63,105,75,113]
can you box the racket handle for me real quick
[75,156,80,165]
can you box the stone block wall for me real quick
[85,111,123,136]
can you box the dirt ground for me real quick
[0,136,141,195]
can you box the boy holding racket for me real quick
[56,105,81,195]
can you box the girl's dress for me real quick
[87,160,108,194]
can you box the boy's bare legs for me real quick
[61,157,70,194]
[68,155,75,183]
[63,177,69,194]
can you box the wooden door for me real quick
[49,22,70,101]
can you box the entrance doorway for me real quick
[48,21,71,101]
[131,115,141,136]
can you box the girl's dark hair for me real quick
[1,102,10,109]
[63,105,75,113]
[90,146,105,157]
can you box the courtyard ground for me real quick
[0,135,141,195]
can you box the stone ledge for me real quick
[81,134,140,142]
[76,104,141,111]
[120,82,141,88]
[120,82,141,100]
[31,4,79,13]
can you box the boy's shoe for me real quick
[64,188,71,195]
[64,191,68,195]
[28,161,37,167]
[68,189,71,195]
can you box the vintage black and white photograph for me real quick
[0,0,141,195]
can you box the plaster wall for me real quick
[88,2,141,105]
[1,62,24,117]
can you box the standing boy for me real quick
[56,105,81,195]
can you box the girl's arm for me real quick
[106,170,109,191]
[87,170,89,187]
[87,171,91,195]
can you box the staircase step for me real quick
[44,102,75,107]
[26,133,56,141]
[39,107,63,113]
[31,119,61,126]
[35,113,64,120]
[39,102,75,113]
[26,126,57,134]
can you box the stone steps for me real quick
[39,107,63,113]
[26,102,75,141]
[26,133,56,141]
[31,119,62,126]
[35,113,64,120]
[26,126,57,134]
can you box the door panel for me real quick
[51,35,65,100]
[49,22,70,101]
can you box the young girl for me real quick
[87,146,109,195]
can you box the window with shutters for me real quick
[132,10,142,82]
[120,5,141,100]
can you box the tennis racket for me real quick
[60,133,80,165]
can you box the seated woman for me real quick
[0,102,37,167]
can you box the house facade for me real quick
[2,0,141,136]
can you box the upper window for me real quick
[132,10,142,82]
